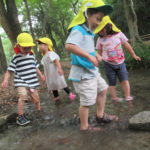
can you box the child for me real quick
[1,33,44,126]
[65,0,118,131]
[36,37,76,104]
[96,17,141,102]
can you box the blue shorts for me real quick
[103,61,128,86]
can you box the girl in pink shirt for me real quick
[96,23,141,102]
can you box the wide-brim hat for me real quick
[17,33,36,47]
[68,0,113,30]
[36,37,54,51]
[94,16,121,34]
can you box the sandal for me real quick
[80,125,103,132]
[68,92,76,101]
[53,97,61,105]
[95,113,118,124]
[125,96,133,101]
[112,97,123,102]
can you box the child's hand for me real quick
[40,75,46,81]
[132,54,141,61]
[57,68,64,75]
[1,80,8,88]
[96,53,102,62]
[88,55,98,66]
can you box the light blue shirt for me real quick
[66,24,99,82]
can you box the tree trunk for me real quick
[123,0,141,44]
[39,5,58,53]
[0,36,7,73]
[0,0,21,46]
[23,0,41,60]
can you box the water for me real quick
[0,69,150,150]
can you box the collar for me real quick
[82,24,93,34]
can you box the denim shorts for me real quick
[103,61,128,86]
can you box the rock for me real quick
[0,118,8,133]
[6,113,18,124]
[129,111,150,131]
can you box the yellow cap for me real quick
[94,16,121,33]
[37,37,54,51]
[17,33,36,47]
[68,0,113,30]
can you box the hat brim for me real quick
[95,5,113,15]
[36,39,53,51]
[35,39,45,44]
[19,43,36,47]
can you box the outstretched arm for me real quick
[122,42,141,61]
[1,70,12,88]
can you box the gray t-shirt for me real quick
[66,24,98,82]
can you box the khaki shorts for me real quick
[17,87,40,103]
[73,74,108,106]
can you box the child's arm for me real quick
[65,44,98,66]
[1,70,12,88]
[53,59,64,75]
[96,52,102,62]
[36,68,45,81]
[96,49,103,62]
[122,42,141,61]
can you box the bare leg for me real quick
[96,89,107,118]
[109,86,118,99]
[79,106,89,130]
[120,80,130,97]
[35,102,41,111]
[18,100,25,115]
[30,90,41,110]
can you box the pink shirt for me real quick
[96,32,128,65]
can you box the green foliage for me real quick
[125,42,150,69]
[1,33,14,63]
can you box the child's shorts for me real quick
[73,74,108,106]
[104,61,128,86]
[17,87,40,103]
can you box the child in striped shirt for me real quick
[1,33,45,126]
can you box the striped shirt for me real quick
[8,53,39,88]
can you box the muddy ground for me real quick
[0,62,150,150]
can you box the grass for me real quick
[124,42,150,69]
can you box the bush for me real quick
[124,42,150,69]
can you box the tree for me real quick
[123,0,141,44]
[27,0,80,57]
[0,0,21,46]
[0,35,7,73]
[23,0,41,59]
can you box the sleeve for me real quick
[119,32,128,44]
[96,37,102,50]
[65,28,83,47]
[7,57,16,72]
[49,52,59,62]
